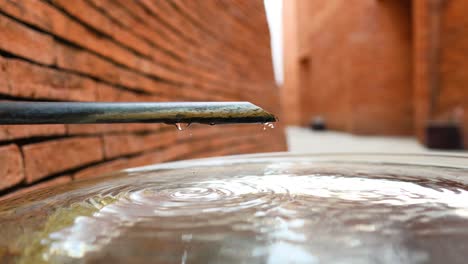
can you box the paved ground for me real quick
[286,126,467,155]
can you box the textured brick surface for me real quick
[412,0,468,147]
[74,131,267,180]
[103,130,176,159]
[0,176,71,202]
[431,0,468,147]
[4,58,97,101]
[281,0,301,125]
[284,0,468,143]
[413,0,432,143]
[283,0,413,135]
[0,0,286,196]
[0,125,65,141]
[22,137,104,183]
[0,14,54,65]
[74,159,129,180]
[0,144,24,190]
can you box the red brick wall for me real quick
[0,0,285,196]
[284,0,468,144]
[437,0,468,147]
[283,0,413,135]
[413,0,468,147]
[413,0,432,143]
[281,0,301,125]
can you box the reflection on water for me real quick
[1,156,468,263]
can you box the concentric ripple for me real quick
[125,179,288,216]
[1,157,468,264]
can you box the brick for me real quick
[0,56,9,94]
[0,1,183,96]
[125,152,162,168]
[124,124,163,132]
[103,130,176,159]
[0,0,53,31]
[74,159,129,179]
[74,151,165,179]
[0,176,71,201]
[95,83,128,101]
[0,0,285,199]
[425,0,468,147]
[283,0,413,135]
[148,142,190,162]
[55,44,176,97]
[54,0,155,59]
[55,44,123,87]
[12,0,186,86]
[87,0,244,95]
[22,137,104,183]
[7,0,233,97]
[66,123,162,136]
[0,14,54,65]
[66,124,127,135]
[0,144,24,190]
[0,125,66,141]
[5,59,97,101]
[96,83,169,102]
[48,4,134,67]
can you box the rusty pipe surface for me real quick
[0,102,276,125]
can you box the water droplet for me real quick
[262,122,275,131]
[174,123,191,131]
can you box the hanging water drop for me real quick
[262,122,275,131]
[174,123,191,131]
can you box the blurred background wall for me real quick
[0,0,285,196]
[283,0,468,146]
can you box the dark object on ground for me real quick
[425,121,463,149]
[310,116,326,131]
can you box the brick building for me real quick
[283,0,468,147]
[0,0,285,197]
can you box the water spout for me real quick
[0,102,276,125]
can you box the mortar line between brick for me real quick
[0,132,269,197]
[135,0,254,72]
[84,0,245,91]
[1,5,241,98]
[16,143,26,187]
[47,132,260,182]
[46,0,187,71]
[0,51,155,97]
[0,11,181,89]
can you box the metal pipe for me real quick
[0,102,276,125]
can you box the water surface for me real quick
[0,154,467,263]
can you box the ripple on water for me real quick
[0,158,468,263]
